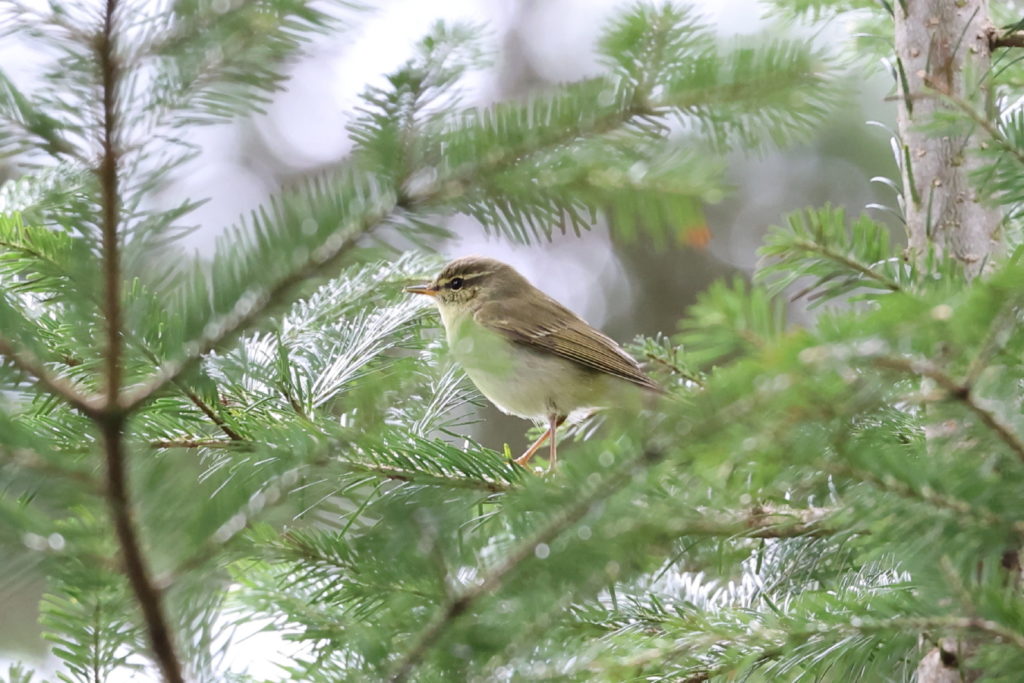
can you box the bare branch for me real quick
[989,28,1024,49]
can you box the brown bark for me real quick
[917,638,980,683]
[97,0,184,679]
[895,2,1006,680]
[894,0,1002,277]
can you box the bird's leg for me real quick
[514,424,553,467]
[547,414,567,472]
[514,414,568,469]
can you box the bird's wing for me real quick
[473,296,663,393]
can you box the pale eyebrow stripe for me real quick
[438,269,491,284]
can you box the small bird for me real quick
[405,256,661,469]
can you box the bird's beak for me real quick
[404,283,438,297]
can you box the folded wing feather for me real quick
[473,296,662,393]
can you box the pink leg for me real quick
[544,413,561,473]
[514,414,567,469]
[547,414,567,471]
[514,425,553,467]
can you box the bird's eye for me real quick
[449,277,464,290]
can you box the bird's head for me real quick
[405,256,525,315]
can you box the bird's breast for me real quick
[444,315,610,420]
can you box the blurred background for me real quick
[0,0,895,676]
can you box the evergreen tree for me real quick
[1,0,1023,681]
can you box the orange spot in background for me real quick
[680,224,711,249]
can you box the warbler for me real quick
[406,256,661,468]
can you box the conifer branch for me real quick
[94,2,183,680]
[924,76,1024,168]
[149,436,514,490]
[149,439,241,450]
[872,355,1024,463]
[0,445,99,487]
[100,422,183,683]
[388,449,663,682]
[122,93,664,416]
[989,29,1024,50]
[681,504,836,538]
[0,336,101,417]
[337,460,515,493]
[963,298,1021,388]
[827,461,1020,533]
[177,385,244,441]
[782,239,903,293]
[644,351,705,388]
[122,223,376,412]
[129,338,246,441]
[616,615,1024,679]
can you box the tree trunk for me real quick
[916,638,980,683]
[896,2,1004,681]
[894,0,1002,277]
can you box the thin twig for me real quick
[785,239,904,292]
[680,504,837,539]
[338,460,517,493]
[121,227,375,413]
[963,298,1021,388]
[130,337,246,441]
[826,461,1020,533]
[178,385,244,441]
[989,29,1024,50]
[872,355,1024,463]
[95,2,183,679]
[388,449,663,682]
[644,351,705,388]
[0,336,101,417]
[880,616,1024,652]
[0,445,100,488]
[924,75,1024,167]
[616,614,1024,680]
[149,439,242,450]
[155,445,517,590]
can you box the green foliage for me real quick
[677,277,787,367]
[1,663,39,683]
[974,108,1024,235]
[150,0,343,126]
[758,205,907,304]
[3,0,1024,682]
